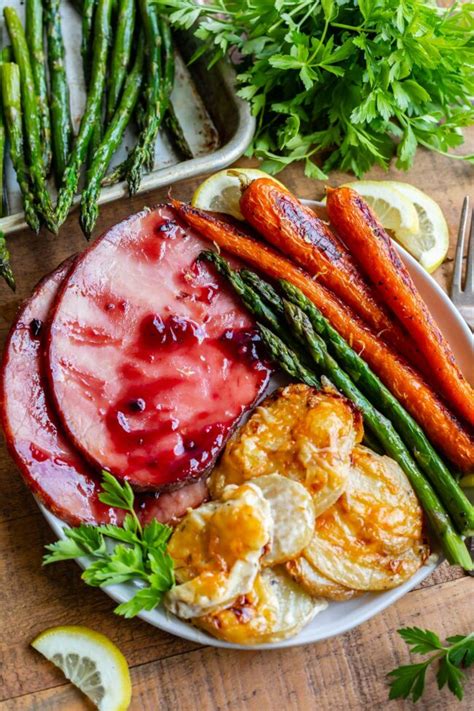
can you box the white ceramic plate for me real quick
[39,205,473,650]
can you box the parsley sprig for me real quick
[43,472,175,618]
[388,627,474,702]
[156,0,474,177]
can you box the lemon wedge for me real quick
[343,180,449,273]
[31,626,132,711]
[191,168,282,220]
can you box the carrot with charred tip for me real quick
[240,178,424,371]
[326,187,474,429]
[172,199,474,471]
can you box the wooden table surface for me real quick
[1,130,473,711]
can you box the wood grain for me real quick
[0,128,473,710]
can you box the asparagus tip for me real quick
[79,197,98,240]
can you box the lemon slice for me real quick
[343,180,419,236]
[343,180,449,272]
[191,168,282,220]
[384,181,450,272]
[31,626,131,711]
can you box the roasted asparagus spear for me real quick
[45,0,73,184]
[0,46,11,218]
[3,7,56,232]
[106,0,136,122]
[160,17,193,160]
[0,62,40,233]
[25,0,52,172]
[80,41,145,237]
[125,0,164,195]
[81,0,97,85]
[0,89,5,219]
[55,0,113,227]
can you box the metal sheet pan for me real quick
[0,3,255,234]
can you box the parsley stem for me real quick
[191,2,232,16]
[266,0,313,36]
[331,22,363,32]
[130,507,143,537]
[444,632,474,655]
[308,19,330,63]
[417,138,474,163]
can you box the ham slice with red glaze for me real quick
[0,260,210,526]
[0,260,120,525]
[47,206,271,491]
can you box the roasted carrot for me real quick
[172,199,474,471]
[240,178,424,371]
[326,187,474,429]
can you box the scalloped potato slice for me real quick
[164,483,272,618]
[193,572,278,644]
[250,474,315,565]
[210,384,363,516]
[286,556,359,602]
[260,567,327,643]
[194,567,326,645]
[305,446,429,591]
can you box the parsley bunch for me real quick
[388,627,474,702]
[43,472,175,618]
[157,0,474,177]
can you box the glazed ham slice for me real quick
[47,206,271,490]
[0,260,119,525]
[0,260,209,525]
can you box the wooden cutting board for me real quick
[0,130,473,710]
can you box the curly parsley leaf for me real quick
[43,472,175,618]
[155,0,474,177]
[388,628,474,703]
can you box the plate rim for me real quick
[38,206,471,650]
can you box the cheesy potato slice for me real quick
[164,483,272,618]
[286,556,359,602]
[210,384,362,516]
[195,567,326,645]
[305,446,429,591]
[250,474,315,565]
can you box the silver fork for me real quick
[451,198,474,575]
[451,196,474,330]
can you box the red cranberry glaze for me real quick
[47,206,271,490]
[0,260,210,525]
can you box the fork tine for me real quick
[465,208,474,294]
[452,196,469,296]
